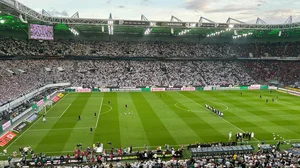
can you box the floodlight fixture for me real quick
[0,20,5,24]
[229,24,234,28]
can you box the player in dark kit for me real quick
[125,104,128,108]
[266,99,268,103]
[240,92,242,95]
[108,100,110,104]
[94,112,97,118]
[90,127,93,134]
[78,115,81,121]
[260,95,262,99]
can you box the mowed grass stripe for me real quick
[6,93,77,153]
[168,92,232,142]
[117,92,149,147]
[196,91,300,140]
[93,93,121,147]
[34,93,91,152]
[145,92,201,145]
[192,91,272,140]
[131,92,176,146]
[149,92,204,144]
[228,91,300,138]
[62,93,104,151]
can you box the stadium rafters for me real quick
[1,0,300,30]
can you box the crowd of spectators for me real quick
[0,60,257,106]
[0,60,74,106]
[1,59,300,107]
[243,61,300,85]
[9,143,300,168]
[1,38,300,57]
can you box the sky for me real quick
[17,0,300,24]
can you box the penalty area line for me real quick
[59,104,72,118]
[95,97,103,128]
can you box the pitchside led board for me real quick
[29,24,54,40]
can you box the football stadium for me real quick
[0,0,300,167]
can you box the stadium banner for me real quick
[181,87,196,91]
[151,88,166,92]
[76,88,91,92]
[248,85,261,90]
[141,88,151,92]
[239,86,249,90]
[111,88,142,92]
[196,87,204,91]
[268,86,278,90]
[213,86,240,90]
[166,88,181,91]
[31,103,37,110]
[285,87,300,92]
[25,113,38,123]
[2,120,11,131]
[204,86,213,91]
[0,132,17,147]
[278,88,300,96]
[65,89,76,92]
[260,85,269,90]
[52,96,60,102]
[12,108,31,123]
[92,88,100,92]
[100,88,110,92]
[13,122,27,133]
[57,93,64,98]
[37,99,44,107]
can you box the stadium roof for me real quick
[1,0,300,38]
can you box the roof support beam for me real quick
[256,17,266,24]
[199,16,214,23]
[226,17,245,24]
[170,15,182,22]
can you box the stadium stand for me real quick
[1,59,300,107]
[0,60,258,106]
[8,144,300,167]
[1,38,300,58]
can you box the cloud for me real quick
[117,5,125,8]
[106,0,112,4]
[141,0,151,5]
[183,0,215,12]
[46,8,68,17]
[206,6,254,13]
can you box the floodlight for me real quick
[229,24,234,28]
[0,20,5,24]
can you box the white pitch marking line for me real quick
[59,104,72,118]
[95,97,103,128]
[5,93,70,151]
[28,127,90,132]
[176,92,260,142]
[100,104,112,115]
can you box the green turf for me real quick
[3,90,300,156]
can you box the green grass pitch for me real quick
[3,90,300,155]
